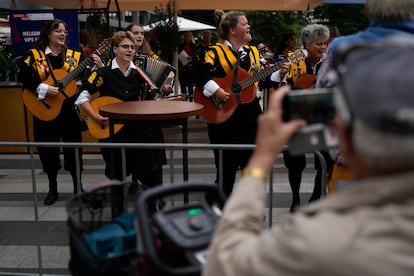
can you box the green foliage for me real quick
[246,11,308,52]
[313,4,369,35]
[182,10,308,52]
[177,6,369,55]
[0,46,20,82]
[151,0,179,63]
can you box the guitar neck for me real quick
[239,53,301,90]
[60,55,94,87]
[59,40,110,87]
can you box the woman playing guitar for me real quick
[192,10,263,198]
[270,24,334,213]
[18,19,101,205]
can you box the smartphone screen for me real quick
[282,88,335,124]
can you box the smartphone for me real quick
[282,88,335,124]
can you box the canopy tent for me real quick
[143,16,215,32]
[324,0,364,3]
[18,0,324,11]
[15,0,367,12]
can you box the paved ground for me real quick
[0,116,320,275]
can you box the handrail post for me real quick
[29,146,43,275]
[314,150,327,197]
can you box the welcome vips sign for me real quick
[10,10,79,57]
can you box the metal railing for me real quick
[0,141,327,275]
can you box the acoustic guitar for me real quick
[194,49,305,123]
[87,96,124,139]
[22,39,112,121]
[294,74,317,89]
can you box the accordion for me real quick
[135,55,176,91]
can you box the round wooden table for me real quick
[99,100,204,121]
[99,100,204,216]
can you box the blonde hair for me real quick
[112,31,136,47]
[215,10,245,41]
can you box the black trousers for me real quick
[207,99,261,198]
[33,100,83,177]
[283,150,334,200]
[100,122,166,187]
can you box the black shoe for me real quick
[128,182,138,194]
[148,199,166,212]
[128,181,147,194]
[290,199,300,213]
[44,191,59,205]
[80,193,96,205]
[71,192,97,206]
[73,185,84,195]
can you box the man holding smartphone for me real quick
[203,36,414,276]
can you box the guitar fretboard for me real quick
[60,55,94,86]
[239,50,304,90]
[59,39,111,87]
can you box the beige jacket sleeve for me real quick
[202,176,324,276]
[202,175,267,276]
[203,172,414,276]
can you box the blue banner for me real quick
[9,10,79,57]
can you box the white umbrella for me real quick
[143,16,215,32]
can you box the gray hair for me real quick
[353,119,414,172]
[366,0,414,22]
[301,24,330,47]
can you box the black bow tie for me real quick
[239,51,247,61]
